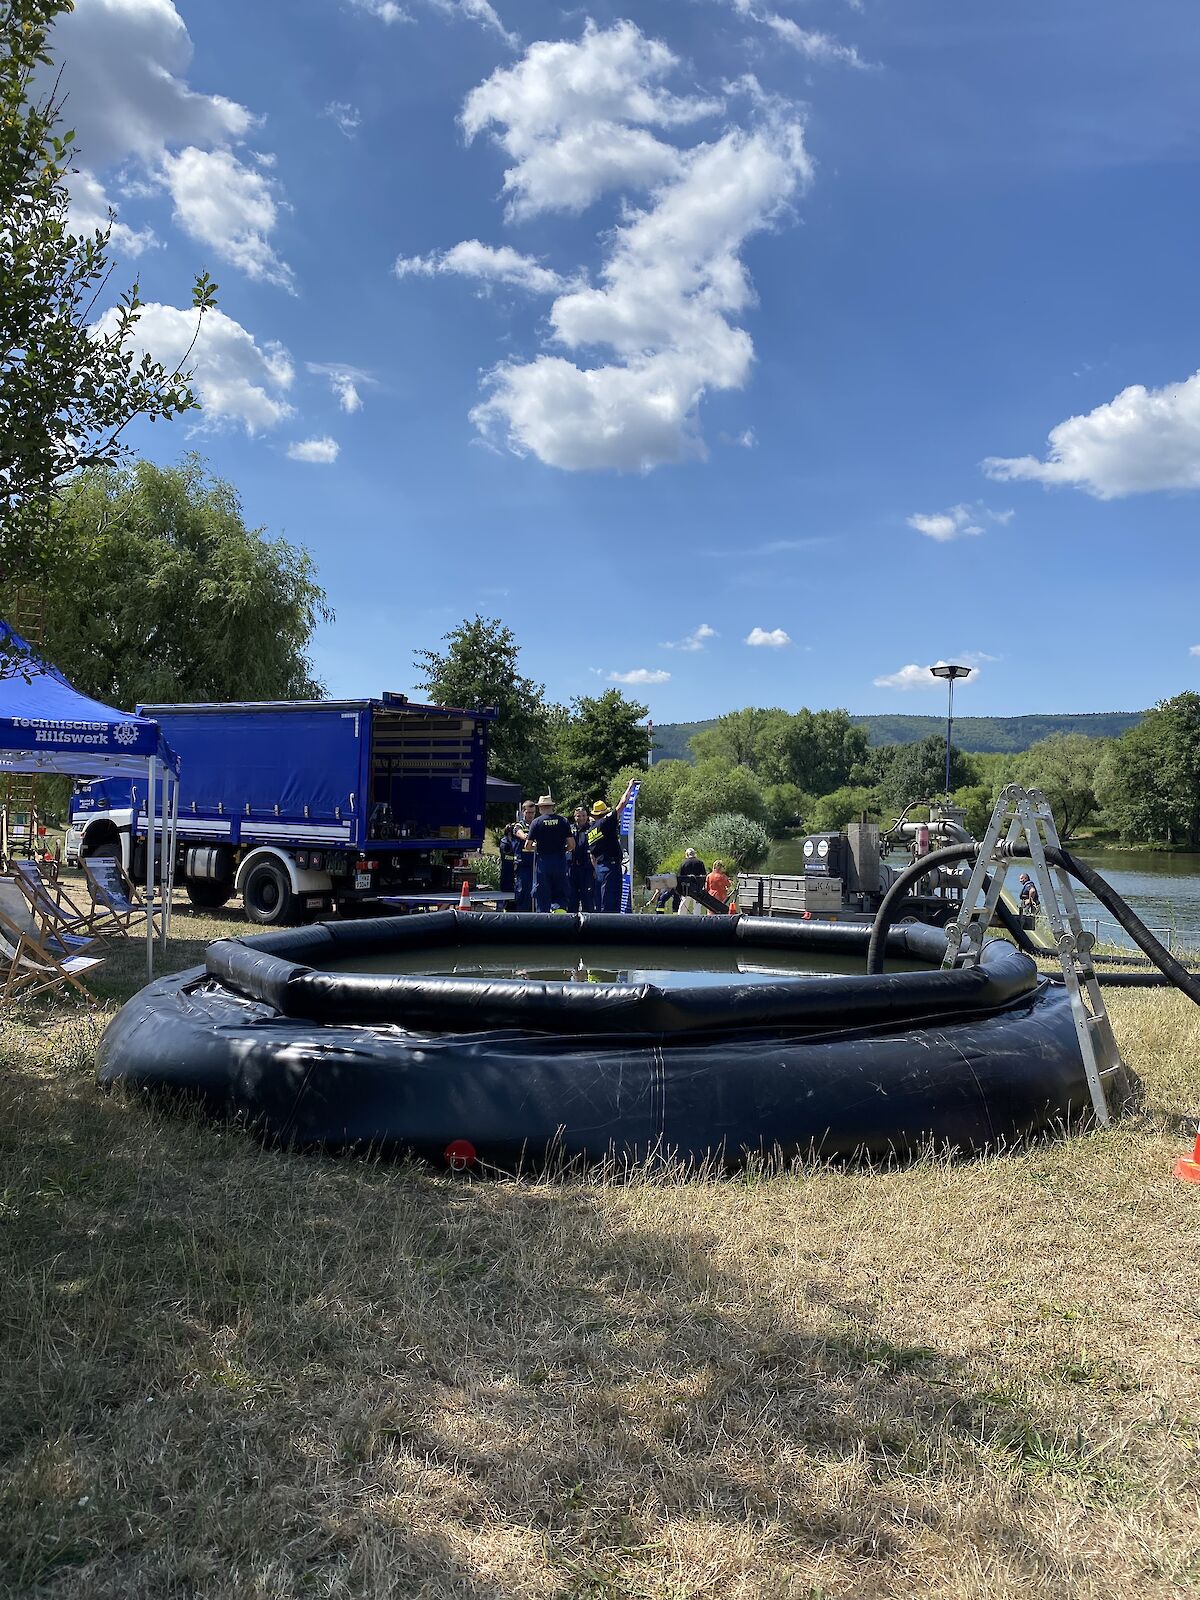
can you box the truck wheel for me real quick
[242,859,296,926]
[185,878,233,910]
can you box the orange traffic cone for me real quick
[457,879,472,912]
[1174,1127,1200,1184]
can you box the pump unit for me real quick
[802,832,847,878]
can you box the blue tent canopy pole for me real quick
[0,621,180,979]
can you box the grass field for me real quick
[2,889,1199,1598]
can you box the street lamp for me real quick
[929,663,971,795]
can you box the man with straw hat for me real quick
[526,793,574,913]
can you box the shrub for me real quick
[692,812,770,867]
[632,816,678,876]
[469,851,502,888]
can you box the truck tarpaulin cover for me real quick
[96,914,1128,1169]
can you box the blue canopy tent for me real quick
[0,622,180,977]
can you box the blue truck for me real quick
[66,694,495,924]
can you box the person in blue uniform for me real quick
[513,799,537,912]
[498,822,520,909]
[528,794,574,912]
[587,777,639,913]
[570,805,595,912]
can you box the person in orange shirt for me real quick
[705,859,732,910]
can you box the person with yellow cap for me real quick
[587,776,639,913]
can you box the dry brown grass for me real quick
[1,893,1199,1597]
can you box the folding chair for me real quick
[11,860,109,944]
[0,882,104,1004]
[83,855,161,939]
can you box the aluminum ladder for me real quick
[943,784,1124,1127]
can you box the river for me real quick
[763,838,1200,954]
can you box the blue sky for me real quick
[51,0,1200,721]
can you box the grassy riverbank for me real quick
[2,902,1199,1597]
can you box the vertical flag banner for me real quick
[620,781,641,914]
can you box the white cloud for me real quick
[49,0,254,170]
[351,0,516,46]
[395,240,572,295]
[609,668,671,685]
[662,624,717,652]
[983,371,1200,498]
[325,101,362,138]
[745,627,791,647]
[287,436,340,463]
[907,504,983,542]
[307,362,373,414]
[1190,646,1200,657]
[723,0,868,70]
[46,1,292,284]
[462,20,721,219]
[406,21,809,471]
[873,653,995,691]
[161,146,293,289]
[64,167,158,255]
[720,428,758,449]
[92,301,295,434]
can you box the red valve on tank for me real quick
[444,1138,477,1171]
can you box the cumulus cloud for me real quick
[402,21,810,471]
[609,668,671,685]
[160,146,293,289]
[462,21,721,219]
[64,167,158,255]
[287,436,340,463]
[746,627,791,647]
[1190,645,1200,656]
[983,371,1200,498]
[395,240,572,294]
[92,301,295,434]
[47,0,291,283]
[873,653,996,691]
[662,624,717,652]
[307,362,373,414]
[325,101,362,138]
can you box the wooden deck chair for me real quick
[83,855,161,939]
[12,860,110,944]
[0,882,104,1004]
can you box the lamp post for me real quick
[929,664,971,795]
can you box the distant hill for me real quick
[651,711,1145,763]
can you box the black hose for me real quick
[865,841,1200,1002]
[1018,844,1200,1005]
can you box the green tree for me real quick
[1,0,215,585]
[35,457,329,705]
[784,708,871,794]
[670,761,768,834]
[555,688,649,803]
[880,735,971,809]
[1095,693,1200,847]
[414,615,550,793]
[1012,733,1107,841]
[690,706,789,773]
[808,785,883,832]
[606,758,691,822]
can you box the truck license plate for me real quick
[354,872,372,889]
